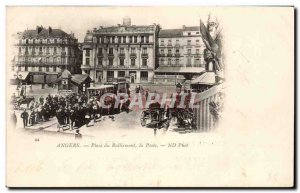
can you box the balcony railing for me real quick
[15,61,71,66]
[141,53,148,57]
[119,53,125,57]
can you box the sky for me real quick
[6,6,217,42]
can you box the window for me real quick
[142,47,147,54]
[25,66,28,71]
[129,36,133,43]
[168,49,172,54]
[176,39,179,45]
[119,58,124,66]
[160,49,164,54]
[176,58,180,65]
[120,48,124,54]
[98,37,101,43]
[98,58,102,66]
[146,36,149,43]
[188,32,191,36]
[142,59,147,66]
[176,49,179,54]
[187,40,191,45]
[47,39,50,44]
[123,36,126,43]
[196,32,200,34]
[85,49,90,56]
[168,58,172,65]
[54,39,57,44]
[131,48,136,54]
[160,40,164,46]
[111,37,115,43]
[131,58,135,66]
[134,36,137,43]
[46,47,49,54]
[188,49,191,54]
[54,47,57,54]
[196,49,199,54]
[26,39,28,44]
[168,39,172,46]
[196,40,200,45]
[109,58,113,66]
[39,66,42,72]
[53,66,57,72]
[18,66,21,71]
[46,57,50,63]
[118,71,125,77]
[107,71,114,81]
[86,58,90,65]
[39,47,42,52]
[187,57,192,66]
[98,48,102,55]
[109,48,113,54]
[101,37,104,43]
[33,39,35,44]
[19,47,21,53]
[141,71,148,81]
[118,36,121,44]
[46,66,49,72]
[141,36,144,43]
[160,58,164,65]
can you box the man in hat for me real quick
[20,109,29,128]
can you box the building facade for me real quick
[154,25,206,84]
[13,26,81,83]
[81,18,160,84]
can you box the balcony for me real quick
[167,54,172,57]
[130,53,137,58]
[141,53,148,58]
[108,53,114,57]
[15,61,71,66]
[167,44,172,47]
[119,53,125,58]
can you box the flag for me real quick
[200,20,215,51]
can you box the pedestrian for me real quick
[145,90,149,101]
[11,111,17,128]
[20,109,29,128]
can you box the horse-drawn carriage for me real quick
[87,82,131,116]
[140,93,197,131]
[140,102,170,129]
[11,86,35,110]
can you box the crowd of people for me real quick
[15,93,124,132]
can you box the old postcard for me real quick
[6,6,294,187]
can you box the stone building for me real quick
[154,25,206,84]
[81,17,160,84]
[13,26,81,84]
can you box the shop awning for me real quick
[71,74,91,85]
[155,67,205,74]
[12,71,30,80]
[191,72,216,85]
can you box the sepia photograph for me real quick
[5,6,294,188]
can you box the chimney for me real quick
[36,26,43,34]
[182,25,186,30]
[99,26,103,29]
[123,17,131,26]
[93,28,97,32]
[48,26,52,34]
